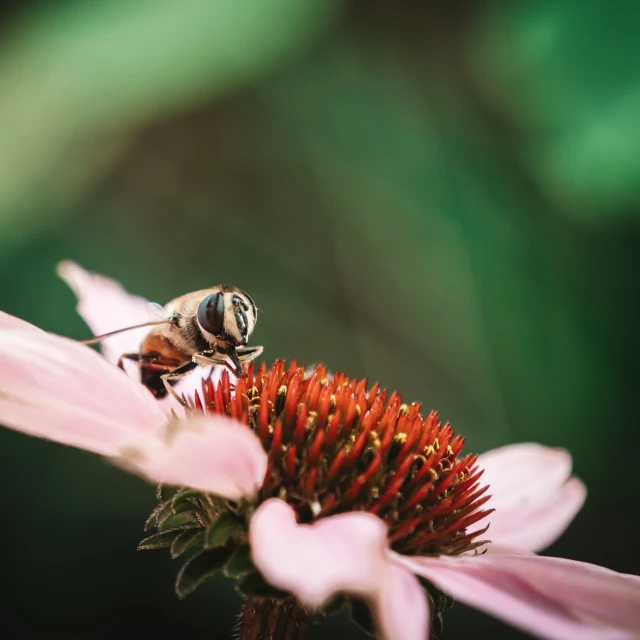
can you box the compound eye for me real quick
[232,295,249,344]
[197,293,225,337]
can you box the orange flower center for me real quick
[189,360,492,556]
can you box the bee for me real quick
[82,286,263,406]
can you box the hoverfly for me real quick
[82,286,262,406]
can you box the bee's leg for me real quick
[235,345,264,364]
[193,350,244,378]
[117,352,182,371]
[161,360,198,407]
[118,352,149,371]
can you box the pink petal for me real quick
[476,443,584,551]
[393,547,640,640]
[119,415,267,502]
[478,444,573,510]
[476,544,535,557]
[249,499,389,608]
[374,562,429,640]
[250,502,430,639]
[0,325,166,455]
[0,311,43,332]
[57,261,155,368]
[484,476,586,552]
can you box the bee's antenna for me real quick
[80,320,172,344]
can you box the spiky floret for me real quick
[190,360,492,557]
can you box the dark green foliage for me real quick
[170,529,206,559]
[158,513,198,532]
[206,512,244,549]
[175,547,234,600]
[138,529,188,551]
[140,487,252,598]
[224,545,255,578]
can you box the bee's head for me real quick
[196,287,257,347]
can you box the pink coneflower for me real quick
[0,263,638,640]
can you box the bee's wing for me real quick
[145,302,167,320]
[58,261,171,354]
[78,295,170,345]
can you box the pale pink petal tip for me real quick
[249,499,389,608]
[119,415,268,502]
[483,476,587,553]
[394,548,640,640]
[478,443,573,510]
[57,260,155,367]
[0,322,166,456]
[477,442,585,552]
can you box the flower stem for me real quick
[239,597,311,640]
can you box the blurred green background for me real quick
[0,1,638,638]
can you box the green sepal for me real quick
[349,598,375,637]
[156,484,177,501]
[145,510,158,531]
[138,528,187,551]
[170,529,206,559]
[149,499,202,531]
[223,544,255,577]
[236,572,288,599]
[417,577,453,639]
[158,512,198,532]
[175,547,233,599]
[206,512,244,549]
[171,489,205,508]
[145,499,172,531]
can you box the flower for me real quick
[0,262,638,640]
